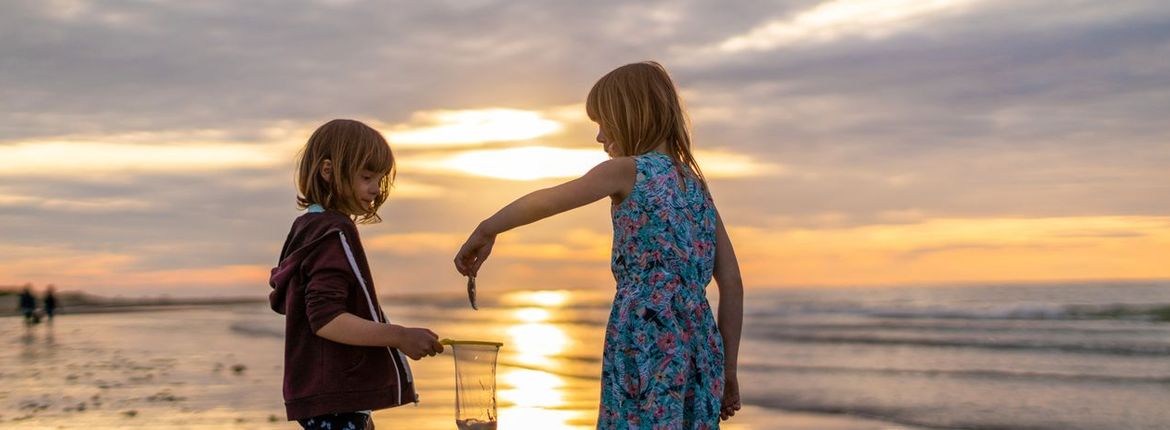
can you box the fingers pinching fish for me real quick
[467,276,478,310]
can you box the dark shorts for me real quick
[298,412,370,430]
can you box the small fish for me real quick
[467,275,478,310]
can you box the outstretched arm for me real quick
[454,157,635,276]
[713,209,744,421]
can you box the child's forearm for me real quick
[717,278,743,374]
[478,161,632,236]
[478,189,558,235]
[315,312,404,347]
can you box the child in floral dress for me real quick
[455,61,744,429]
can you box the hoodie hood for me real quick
[269,227,341,315]
[269,210,357,316]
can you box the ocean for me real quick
[2,281,1168,429]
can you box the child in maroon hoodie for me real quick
[270,119,445,430]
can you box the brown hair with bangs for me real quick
[586,61,706,188]
[295,119,396,224]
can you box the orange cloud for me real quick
[0,245,269,293]
[731,216,1170,287]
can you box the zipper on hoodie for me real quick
[336,231,416,404]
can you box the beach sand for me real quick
[0,301,915,430]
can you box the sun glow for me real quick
[408,146,608,180]
[386,108,565,146]
[0,140,279,174]
[699,149,785,178]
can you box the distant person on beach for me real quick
[43,285,58,321]
[19,287,37,325]
[270,119,444,430]
[455,61,744,429]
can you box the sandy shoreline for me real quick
[0,302,925,429]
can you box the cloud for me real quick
[716,0,981,52]
[2,0,1168,295]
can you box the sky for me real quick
[1,0,1168,297]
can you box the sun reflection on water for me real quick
[500,369,564,408]
[514,307,551,323]
[499,406,591,430]
[505,290,570,308]
[496,290,587,429]
[506,321,568,367]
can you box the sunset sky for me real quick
[2,0,1168,297]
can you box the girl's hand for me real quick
[454,227,496,277]
[720,372,741,421]
[391,325,444,360]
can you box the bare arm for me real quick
[315,312,443,360]
[454,157,635,276]
[480,157,634,235]
[713,209,744,420]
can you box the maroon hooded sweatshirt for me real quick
[269,209,416,420]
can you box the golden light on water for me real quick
[514,307,551,323]
[506,322,568,367]
[500,369,565,408]
[505,290,571,307]
[499,407,589,430]
[504,291,570,366]
[386,108,565,146]
[496,292,587,430]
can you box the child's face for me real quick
[351,169,385,210]
[595,124,619,158]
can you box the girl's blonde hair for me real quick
[295,119,396,224]
[586,61,706,187]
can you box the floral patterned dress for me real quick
[598,151,725,430]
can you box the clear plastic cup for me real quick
[442,339,502,430]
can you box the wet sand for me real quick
[0,301,915,429]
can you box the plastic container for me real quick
[442,339,503,430]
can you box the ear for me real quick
[319,159,333,183]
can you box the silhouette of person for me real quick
[19,286,36,325]
[43,285,58,322]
